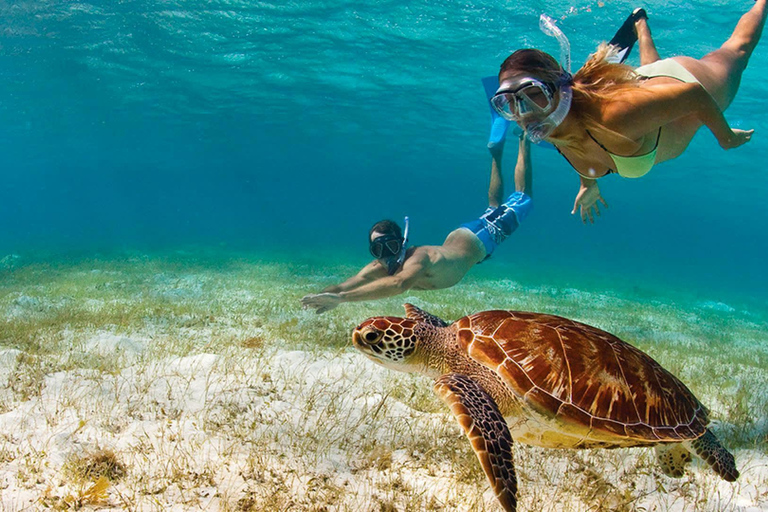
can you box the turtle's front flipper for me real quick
[434,373,517,512]
[685,429,739,482]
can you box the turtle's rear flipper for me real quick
[435,373,518,512]
[685,429,739,482]
[654,443,693,477]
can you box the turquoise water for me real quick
[1,0,767,308]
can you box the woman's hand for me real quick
[720,128,754,150]
[572,179,608,224]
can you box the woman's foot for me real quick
[630,8,661,65]
[630,8,648,30]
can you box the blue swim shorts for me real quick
[460,191,532,258]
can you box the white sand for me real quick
[0,260,766,510]
[0,332,766,511]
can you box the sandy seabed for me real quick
[0,256,766,511]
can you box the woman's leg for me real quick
[680,0,767,109]
[635,16,660,65]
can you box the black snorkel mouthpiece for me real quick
[387,216,410,275]
[384,257,400,276]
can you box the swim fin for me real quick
[608,8,647,64]
[482,75,511,150]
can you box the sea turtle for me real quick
[352,304,738,512]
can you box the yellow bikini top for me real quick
[554,128,662,179]
[586,128,662,179]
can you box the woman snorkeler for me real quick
[491,2,766,223]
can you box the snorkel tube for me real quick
[540,14,570,74]
[390,216,409,274]
[526,14,573,144]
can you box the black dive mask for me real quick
[369,234,403,275]
[369,234,402,259]
[369,217,410,276]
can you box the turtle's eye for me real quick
[356,327,383,346]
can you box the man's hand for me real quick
[572,179,608,224]
[301,293,342,314]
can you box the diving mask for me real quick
[369,216,409,275]
[491,75,572,143]
[490,77,558,123]
[369,234,402,259]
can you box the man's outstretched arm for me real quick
[318,260,387,294]
[301,255,428,314]
[300,260,386,313]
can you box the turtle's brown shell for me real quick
[454,310,708,442]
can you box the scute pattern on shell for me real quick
[455,310,708,442]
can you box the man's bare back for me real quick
[405,229,488,290]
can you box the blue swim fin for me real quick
[482,75,511,150]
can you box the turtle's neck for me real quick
[409,324,454,378]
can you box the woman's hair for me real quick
[499,49,565,85]
[499,44,646,151]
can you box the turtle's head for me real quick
[353,317,420,371]
[352,304,450,374]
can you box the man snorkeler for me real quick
[300,136,532,314]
